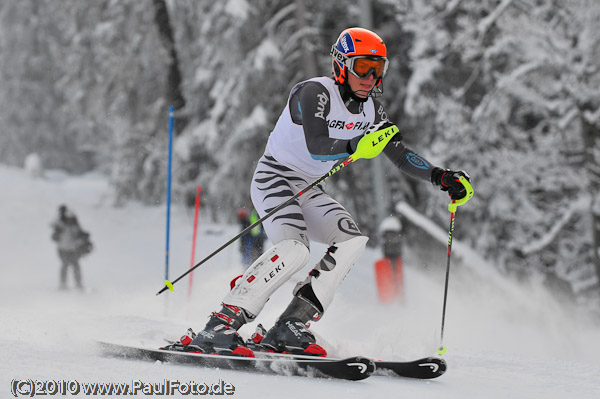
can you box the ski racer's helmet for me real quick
[330,27,388,96]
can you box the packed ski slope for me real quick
[1,164,599,398]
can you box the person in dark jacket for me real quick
[237,209,253,267]
[51,205,92,290]
[238,208,267,269]
[247,209,266,266]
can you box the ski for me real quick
[373,357,446,379]
[96,341,374,381]
[245,348,447,380]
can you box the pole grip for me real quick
[448,176,474,213]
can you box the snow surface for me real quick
[1,164,599,398]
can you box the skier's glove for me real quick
[347,121,401,154]
[431,167,471,200]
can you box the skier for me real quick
[181,27,472,357]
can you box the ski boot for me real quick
[186,304,255,357]
[259,317,326,357]
[258,294,326,357]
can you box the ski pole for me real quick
[155,124,400,295]
[437,175,473,355]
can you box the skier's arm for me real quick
[341,98,436,182]
[290,82,353,160]
[383,140,437,182]
[370,98,471,198]
[383,139,472,200]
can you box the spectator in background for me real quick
[380,214,403,260]
[237,209,252,267]
[375,213,404,303]
[238,208,266,268]
[51,205,93,290]
[247,208,266,266]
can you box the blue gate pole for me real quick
[165,106,174,282]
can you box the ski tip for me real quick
[337,356,375,380]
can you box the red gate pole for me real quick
[188,186,202,297]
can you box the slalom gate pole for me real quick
[436,176,474,355]
[155,124,400,295]
[164,106,175,283]
[188,186,202,298]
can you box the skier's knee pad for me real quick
[295,236,368,313]
[224,239,310,316]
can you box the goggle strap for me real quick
[330,46,348,65]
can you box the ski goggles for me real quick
[331,46,389,79]
[347,56,389,79]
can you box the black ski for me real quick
[97,341,374,381]
[373,357,446,379]
[246,344,447,380]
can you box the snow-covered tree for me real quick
[396,0,600,307]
